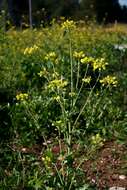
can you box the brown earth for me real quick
[82,141,127,189]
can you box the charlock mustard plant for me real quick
[16,93,28,101]
[38,53,117,189]
[61,20,76,31]
[12,21,119,189]
[35,21,119,188]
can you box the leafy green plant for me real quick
[7,20,122,190]
[1,20,127,190]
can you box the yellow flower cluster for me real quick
[42,155,51,163]
[100,75,118,87]
[42,155,52,170]
[73,51,85,59]
[24,45,39,55]
[45,52,58,63]
[61,20,76,30]
[81,57,108,71]
[16,93,28,101]
[92,58,108,71]
[81,56,94,64]
[91,134,104,147]
[48,79,68,90]
[82,76,91,83]
[53,96,60,101]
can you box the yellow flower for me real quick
[45,156,51,163]
[100,75,118,87]
[82,76,91,83]
[45,52,56,60]
[53,96,60,101]
[23,45,39,55]
[52,72,59,78]
[48,79,68,90]
[38,68,48,77]
[92,58,108,71]
[61,20,76,30]
[73,51,85,59]
[81,56,94,64]
[91,134,104,146]
[81,57,108,71]
[16,93,28,101]
[45,52,58,63]
[42,156,52,168]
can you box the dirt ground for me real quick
[82,141,127,189]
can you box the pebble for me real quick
[109,187,126,190]
[119,175,126,180]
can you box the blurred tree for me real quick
[78,0,96,20]
[0,0,127,28]
[121,5,127,22]
[34,0,79,19]
[95,0,122,23]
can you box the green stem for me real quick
[73,73,100,129]
[53,163,64,186]
[73,64,89,108]
[67,121,71,154]
[76,60,80,89]
[70,38,73,107]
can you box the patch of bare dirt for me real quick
[82,141,127,189]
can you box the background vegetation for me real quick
[0,0,127,28]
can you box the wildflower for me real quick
[42,156,51,163]
[16,93,28,101]
[45,52,58,63]
[38,68,48,77]
[23,45,39,55]
[91,134,104,147]
[61,20,76,30]
[45,52,57,60]
[100,75,118,87]
[81,56,94,64]
[82,76,91,83]
[92,58,108,71]
[52,72,59,78]
[53,96,60,101]
[47,79,68,90]
[73,51,85,59]
[42,155,52,169]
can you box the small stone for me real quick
[119,175,126,180]
[91,178,96,183]
[21,148,27,152]
[109,187,126,190]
